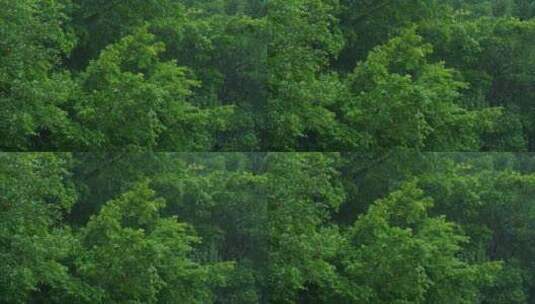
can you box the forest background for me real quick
[1,152,535,303]
[1,0,534,151]
[2,0,535,303]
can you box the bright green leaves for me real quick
[75,27,232,150]
[334,181,500,304]
[343,28,500,151]
[337,0,446,68]
[415,158,535,303]
[264,0,345,150]
[351,28,434,81]
[82,181,166,234]
[2,153,535,303]
[258,8,504,151]
[0,0,75,77]
[2,0,532,151]
[0,156,234,303]
[70,0,270,151]
[267,0,343,60]
[0,0,78,150]
[262,153,345,302]
[79,181,232,303]
[0,153,82,303]
[419,15,535,151]
[147,153,347,302]
[70,0,187,67]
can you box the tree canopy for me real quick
[2,1,535,303]
[2,152,535,303]
[1,0,534,151]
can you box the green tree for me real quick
[340,28,500,151]
[0,0,79,150]
[74,27,232,150]
[261,153,346,302]
[336,0,444,70]
[331,181,500,303]
[77,181,232,303]
[420,16,535,151]
[0,153,98,303]
[263,0,345,150]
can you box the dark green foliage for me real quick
[1,0,533,151]
[2,153,535,303]
[0,0,78,150]
[2,0,535,302]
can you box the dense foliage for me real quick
[2,0,535,303]
[1,152,534,303]
[1,0,534,151]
